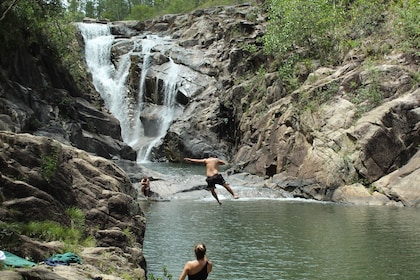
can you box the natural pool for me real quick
[142,195,420,280]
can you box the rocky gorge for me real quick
[92,3,419,206]
[0,2,419,280]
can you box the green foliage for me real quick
[148,266,173,280]
[41,146,60,182]
[123,227,136,246]
[264,0,391,59]
[297,81,341,112]
[411,70,420,86]
[102,0,131,21]
[0,0,79,88]
[350,86,383,119]
[31,0,247,23]
[67,207,85,230]
[25,221,71,241]
[126,4,156,21]
[0,207,94,253]
[392,0,420,52]
[1,220,73,243]
[67,0,85,21]
[347,63,384,118]
[345,0,388,37]
[276,54,301,92]
[196,0,246,9]
[60,97,76,107]
[264,0,344,61]
[239,42,259,54]
[162,0,196,14]
[262,0,420,107]
[120,272,137,280]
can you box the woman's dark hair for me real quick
[194,243,206,260]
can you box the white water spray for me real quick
[136,58,183,161]
[78,23,182,162]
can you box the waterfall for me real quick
[77,23,182,162]
[136,58,183,161]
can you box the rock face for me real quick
[0,2,419,279]
[0,28,136,161]
[0,131,146,279]
[233,64,420,206]
[97,4,266,161]
[5,3,416,207]
[373,149,420,207]
[96,5,419,206]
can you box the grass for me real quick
[148,266,173,280]
[0,207,95,254]
[41,145,60,182]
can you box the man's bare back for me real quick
[203,157,226,177]
[183,157,226,176]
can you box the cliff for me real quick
[100,4,419,206]
[0,2,419,279]
[0,132,146,279]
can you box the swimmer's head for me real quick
[194,243,206,259]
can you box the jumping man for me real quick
[184,157,239,205]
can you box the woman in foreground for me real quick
[179,243,213,280]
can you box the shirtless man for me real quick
[140,175,150,198]
[179,243,213,280]
[184,157,239,205]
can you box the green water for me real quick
[139,163,420,279]
[142,198,420,280]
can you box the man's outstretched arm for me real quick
[218,159,228,165]
[184,158,205,163]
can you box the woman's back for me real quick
[188,261,208,280]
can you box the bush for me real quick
[148,266,173,280]
[392,0,420,52]
[0,207,94,253]
[264,0,345,62]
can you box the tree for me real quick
[264,0,345,60]
[0,0,20,21]
[127,3,155,20]
[85,0,96,18]
[0,0,74,66]
[102,0,130,20]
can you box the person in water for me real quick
[184,157,239,205]
[140,175,150,197]
[179,243,213,280]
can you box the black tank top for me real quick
[188,262,208,280]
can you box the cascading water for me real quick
[77,23,182,162]
[136,58,183,161]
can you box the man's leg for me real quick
[223,183,239,199]
[210,188,222,205]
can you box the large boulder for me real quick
[373,149,420,207]
[0,131,146,279]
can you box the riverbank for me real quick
[116,160,407,207]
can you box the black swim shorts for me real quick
[206,173,226,189]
